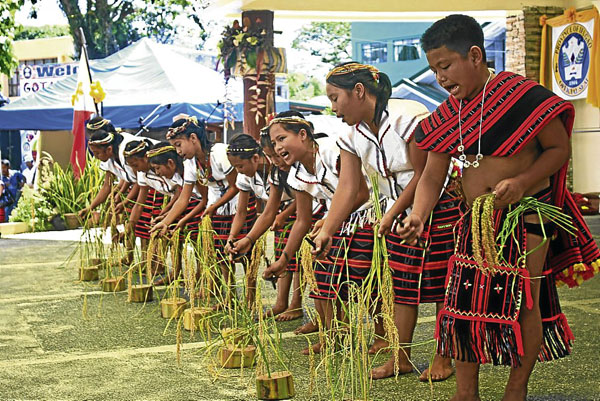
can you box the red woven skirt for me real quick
[212,196,257,261]
[386,190,461,305]
[436,187,573,367]
[174,197,201,242]
[135,188,165,239]
[310,217,374,302]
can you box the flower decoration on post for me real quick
[217,19,269,80]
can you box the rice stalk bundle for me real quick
[299,239,319,294]
[245,233,266,311]
[368,174,400,373]
[168,228,181,299]
[471,193,499,275]
[198,215,218,304]
[496,195,576,266]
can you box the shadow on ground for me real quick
[1,220,599,400]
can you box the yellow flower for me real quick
[89,81,106,104]
[71,82,84,106]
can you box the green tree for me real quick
[14,25,70,40]
[287,72,325,101]
[291,22,352,66]
[0,0,29,85]
[57,0,210,59]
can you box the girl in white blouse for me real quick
[263,110,371,355]
[314,62,460,381]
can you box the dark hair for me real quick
[421,14,487,62]
[326,61,392,127]
[86,115,116,136]
[148,142,184,176]
[259,128,273,150]
[166,117,212,152]
[89,130,124,152]
[268,110,315,139]
[227,133,262,160]
[124,139,153,159]
[259,128,292,197]
[272,167,292,198]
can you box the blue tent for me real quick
[0,38,288,130]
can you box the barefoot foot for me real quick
[419,355,454,382]
[370,357,413,380]
[501,388,527,401]
[301,342,322,355]
[294,321,318,335]
[265,304,288,318]
[276,308,303,322]
[368,338,390,354]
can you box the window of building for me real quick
[393,38,421,61]
[361,42,387,64]
[9,57,58,97]
[8,74,19,97]
[485,37,506,72]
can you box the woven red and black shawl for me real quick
[414,71,599,287]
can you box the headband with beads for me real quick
[123,141,149,157]
[89,132,114,146]
[147,145,176,159]
[166,116,200,140]
[227,145,261,155]
[268,116,312,132]
[326,63,380,83]
[86,117,111,131]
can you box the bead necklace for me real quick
[457,71,493,169]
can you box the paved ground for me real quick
[1,219,599,400]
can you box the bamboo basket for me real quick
[256,371,295,400]
[221,327,249,346]
[64,213,81,229]
[101,277,126,292]
[218,344,256,368]
[80,267,99,281]
[160,298,188,318]
[128,284,153,302]
[183,307,213,331]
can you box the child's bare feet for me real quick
[294,321,318,335]
[419,355,454,382]
[501,388,527,401]
[368,338,390,354]
[301,342,322,355]
[276,308,303,321]
[265,304,288,318]
[370,357,413,380]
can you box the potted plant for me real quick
[183,217,217,332]
[159,230,188,318]
[98,194,127,292]
[127,221,153,303]
[36,153,104,229]
[253,276,295,400]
